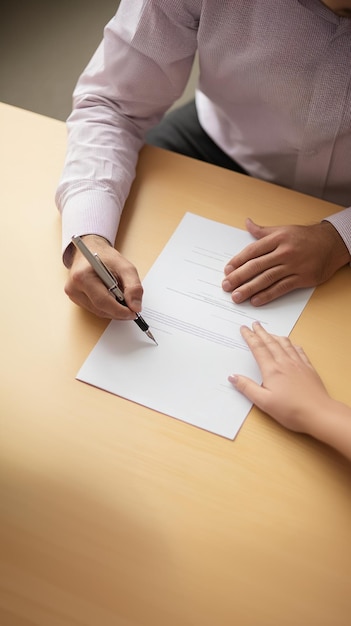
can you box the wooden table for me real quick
[1,102,351,626]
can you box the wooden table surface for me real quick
[1,102,351,626]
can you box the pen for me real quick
[71,235,158,345]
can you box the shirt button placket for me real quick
[294,25,351,199]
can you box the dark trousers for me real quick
[145,100,248,175]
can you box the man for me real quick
[56,0,351,320]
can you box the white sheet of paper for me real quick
[77,213,314,439]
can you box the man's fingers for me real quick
[222,221,334,307]
[66,234,144,319]
[245,217,269,239]
[66,259,139,320]
[226,268,298,306]
[223,236,277,276]
[66,289,117,319]
[120,275,144,312]
[65,276,136,319]
[248,275,300,306]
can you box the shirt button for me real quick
[305,149,317,156]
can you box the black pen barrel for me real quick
[134,314,149,332]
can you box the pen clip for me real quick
[71,236,125,301]
[93,254,117,285]
[93,254,125,301]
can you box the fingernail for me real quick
[251,296,260,306]
[232,291,243,303]
[222,279,231,291]
[228,374,238,385]
[132,299,142,311]
[224,264,234,275]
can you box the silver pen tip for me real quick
[146,329,158,345]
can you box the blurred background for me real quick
[0,0,198,121]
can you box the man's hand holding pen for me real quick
[66,234,143,320]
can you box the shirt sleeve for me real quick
[55,0,199,266]
[323,207,351,258]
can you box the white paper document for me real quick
[77,213,314,439]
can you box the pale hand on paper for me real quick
[229,322,351,461]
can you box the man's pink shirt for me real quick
[56,0,351,264]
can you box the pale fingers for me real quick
[240,322,289,362]
[245,322,298,356]
[262,329,313,366]
[240,323,307,375]
[273,334,307,363]
[293,344,314,367]
[228,373,268,409]
[230,323,330,433]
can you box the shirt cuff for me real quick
[323,206,351,258]
[61,190,122,267]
